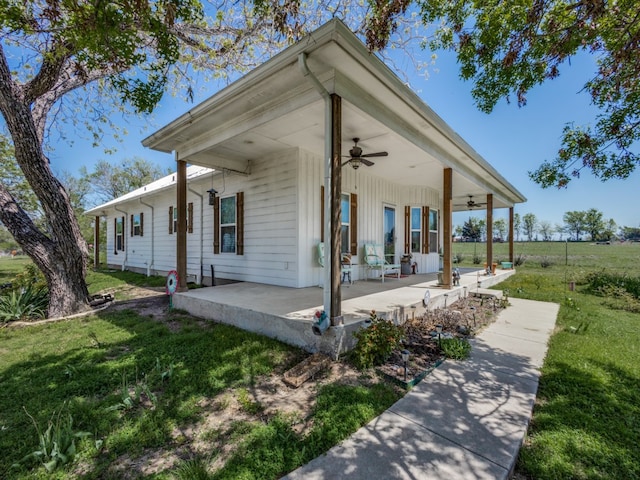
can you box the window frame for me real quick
[429,208,439,254]
[219,195,237,254]
[340,193,350,254]
[410,206,421,254]
[115,216,124,253]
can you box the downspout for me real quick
[139,198,154,277]
[188,185,204,284]
[298,52,332,319]
[114,206,128,271]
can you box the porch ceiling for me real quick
[143,19,525,211]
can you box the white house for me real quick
[86,19,525,326]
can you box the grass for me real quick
[0,255,32,284]
[3,244,640,478]
[0,267,402,479]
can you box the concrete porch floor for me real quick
[173,267,516,357]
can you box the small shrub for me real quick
[513,253,526,267]
[453,252,465,264]
[0,285,48,322]
[440,337,471,360]
[472,255,482,265]
[351,310,403,370]
[539,256,554,268]
[173,457,212,480]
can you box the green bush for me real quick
[0,285,48,322]
[584,270,640,299]
[351,311,403,370]
[440,337,471,360]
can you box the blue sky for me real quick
[47,37,638,231]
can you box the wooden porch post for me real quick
[486,194,493,274]
[442,168,452,289]
[176,157,188,291]
[94,215,100,270]
[330,94,343,325]
[509,207,514,263]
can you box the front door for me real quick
[383,205,396,264]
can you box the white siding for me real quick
[100,146,444,286]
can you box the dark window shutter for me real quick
[422,206,429,254]
[188,202,194,234]
[404,206,410,254]
[350,193,358,255]
[320,185,324,240]
[121,216,125,250]
[140,212,144,237]
[169,206,173,234]
[130,214,134,237]
[236,192,244,255]
[213,196,220,254]
[114,217,117,254]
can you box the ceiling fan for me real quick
[342,138,388,169]
[454,195,488,210]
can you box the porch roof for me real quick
[143,19,526,210]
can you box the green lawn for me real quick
[0,255,32,284]
[0,267,401,479]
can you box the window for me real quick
[429,209,439,253]
[220,196,237,253]
[340,193,350,254]
[410,207,421,253]
[320,187,358,255]
[169,205,193,234]
[131,213,143,237]
[115,216,124,253]
[214,192,244,255]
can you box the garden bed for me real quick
[374,293,506,387]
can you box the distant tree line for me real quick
[456,208,638,242]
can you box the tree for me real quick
[563,211,586,241]
[461,217,483,242]
[79,158,168,207]
[602,218,617,241]
[0,0,307,317]
[370,0,640,188]
[584,208,605,241]
[493,218,507,242]
[522,213,537,242]
[619,226,640,242]
[538,220,554,242]
[513,212,521,241]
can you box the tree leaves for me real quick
[408,0,640,188]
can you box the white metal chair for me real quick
[363,244,400,282]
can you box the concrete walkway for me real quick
[282,297,559,480]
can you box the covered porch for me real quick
[173,267,515,357]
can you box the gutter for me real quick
[298,52,332,318]
[139,198,154,277]
[114,206,128,271]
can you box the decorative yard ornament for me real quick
[166,270,179,308]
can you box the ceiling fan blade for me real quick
[361,158,375,167]
[361,151,388,158]
[341,160,352,167]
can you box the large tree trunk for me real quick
[0,53,90,318]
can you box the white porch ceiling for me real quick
[143,19,526,211]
